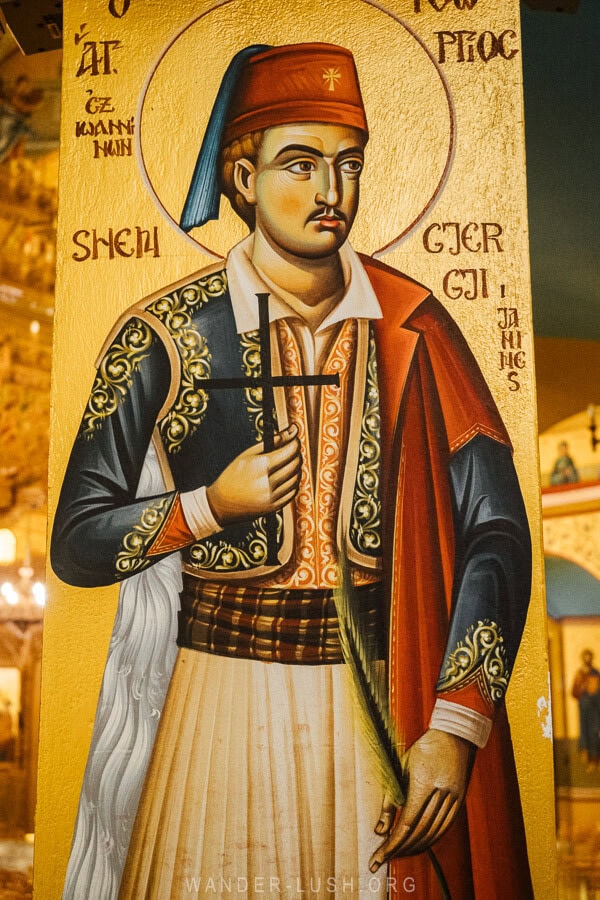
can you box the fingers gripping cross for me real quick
[200,293,340,564]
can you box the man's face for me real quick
[235,123,366,260]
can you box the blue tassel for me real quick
[180,44,272,232]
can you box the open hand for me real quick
[369,729,475,871]
[206,424,301,525]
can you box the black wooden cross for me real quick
[200,293,340,564]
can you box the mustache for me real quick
[306,207,347,224]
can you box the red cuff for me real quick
[436,678,495,719]
[148,495,196,556]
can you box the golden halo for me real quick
[137,0,454,259]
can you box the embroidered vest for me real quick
[143,269,382,580]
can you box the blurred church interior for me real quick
[0,1,596,897]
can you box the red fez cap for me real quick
[223,43,368,144]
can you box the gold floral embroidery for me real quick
[115,496,173,576]
[262,319,355,589]
[350,328,381,555]
[147,272,228,453]
[316,319,356,588]
[267,321,317,587]
[80,318,153,438]
[437,619,509,704]
[188,514,283,572]
[239,330,263,441]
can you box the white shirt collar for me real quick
[225,234,382,335]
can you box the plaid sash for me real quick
[178,573,385,664]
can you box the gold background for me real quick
[36,0,556,895]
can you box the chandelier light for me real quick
[0,531,45,621]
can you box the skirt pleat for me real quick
[120,650,386,899]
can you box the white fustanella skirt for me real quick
[120,649,387,899]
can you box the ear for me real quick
[233,159,257,205]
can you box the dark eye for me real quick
[340,158,363,176]
[287,160,316,175]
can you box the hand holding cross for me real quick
[204,293,340,564]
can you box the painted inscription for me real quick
[84,95,116,114]
[75,100,135,159]
[76,38,122,77]
[108,0,131,17]
[72,227,160,261]
[423,222,504,255]
[436,31,519,64]
[76,93,134,159]
[498,307,524,391]
[443,269,489,300]
[423,222,503,301]
[413,0,479,10]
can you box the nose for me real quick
[315,161,340,208]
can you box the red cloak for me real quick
[364,255,533,900]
